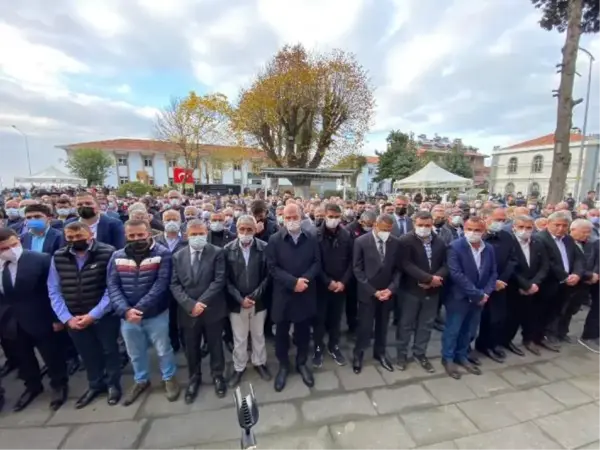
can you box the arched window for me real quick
[531,155,543,173]
[505,182,515,194]
[507,157,518,174]
[530,182,540,195]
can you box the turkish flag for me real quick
[173,167,194,184]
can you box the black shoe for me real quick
[352,353,363,374]
[492,346,506,359]
[214,376,226,398]
[467,348,481,366]
[558,335,573,344]
[481,348,504,364]
[297,365,314,388]
[538,338,561,353]
[312,346,324,368]
[255,365,272,381]
[75,388,106,409]
[375,354,394,372]
[396,356,408,371]
[457,360,482,375]
[107,387,121,405]
[184,376,201,404]
[415,355,435,373]
[13,387,43,412]
[505,342,525,356]
[50,385,68,411]
[0,361,16,378]
[66,358,80,376]
[228,370,244,388]
[524,341,541,355]
[328,346,347,366]
[442,360,461,379]
[274,366,289,392]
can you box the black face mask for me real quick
[77,206,96,219]
[309,214,315,220]
[395,207,407,216]
[127,239,150,253]
[434,218,445,227]
[69,239,89,251]
[315,218,324,227]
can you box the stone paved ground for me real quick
[0,310,598,449]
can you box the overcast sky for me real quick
[0,0,598,185]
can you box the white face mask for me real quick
[285,220,301,233]
[325,218,340,229]
[451,216,463,227]
[487,221,504,233]
[0,246,22,262]
[239,234,253,245]
[188,235,207,250]
[164,221,181,233]
[234,211,242,218]
[210,222,224,232]
[377,231,390,242]
[465,231,483,244]
[169,198,180,206]
[415,226,432,238]
[515,229,532,241]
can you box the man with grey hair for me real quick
[224,215,271,386]
[537,211,584,349]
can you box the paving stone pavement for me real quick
[0,311,598,449]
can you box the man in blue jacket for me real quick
[71,192,125,249]
[107,219,179,406]
[442,216,497,380]
[21,204,64,254]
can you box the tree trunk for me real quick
[287,176,311,198]
[547,0,583,204]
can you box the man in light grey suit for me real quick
[170,219,227,403]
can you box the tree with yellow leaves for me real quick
[232,44,375,189]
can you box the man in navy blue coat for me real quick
[0,228,68,412]
[21,204,64,255]
[442,217,497,380]
[68,192,125,249]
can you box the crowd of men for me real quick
[0,188,597,416]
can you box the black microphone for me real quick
[234,384,259,449]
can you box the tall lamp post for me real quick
[11,125,32,176]
[573,47,595,201]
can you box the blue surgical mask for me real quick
[27,218,47,231]
[591,217,599,225]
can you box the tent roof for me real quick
[14,166,86,185]
[393,161,473,189]
[26,166,81,180]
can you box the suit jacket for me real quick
[511,236,549,292]
[391,215,413,237]
[170,244,227,326]
[0,251,55,339]
[207,229,236,248]
[578,240,599,283]
[154,233,188,255]
[352,232,401,302]
[66,214,125,249]
[537,230,584,287]
[21,226,64,255]
[446,238,497,308]
[398,231,448,296]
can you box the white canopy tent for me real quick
[14,166,86,187]
[393,162,473,189]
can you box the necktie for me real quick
[192,251,200,279]
[377,239,385,262]
[2,262,14,297]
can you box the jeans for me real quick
[121,310,176,384]
[442,303,482,362]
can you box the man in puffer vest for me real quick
[107,219,180,406]
[48,221,121,409]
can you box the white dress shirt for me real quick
[372,231,386,258]
[518,239,531,267]
[240,241,251,266]
[467,240,486,271]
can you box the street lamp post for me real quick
[573,47,595,201]
[11,125,32,176]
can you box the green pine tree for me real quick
[374,130,423,183]
[439,144,473,179]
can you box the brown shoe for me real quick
[164,378,181,402]
[122,381,150,406]
[457,360,482,375]
[442,360,461,379]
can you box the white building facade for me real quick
[355,157,392,194]
[489,133,600,200]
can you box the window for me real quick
[168,159,177,168]
[530,182,540,195]
[234,178,242,185]
[148,178,154,185]
[505,182,515,194]
[368,167,376,176]
[233,162,242,171]
[117,156,128,166]
[168,177,174,185]
[507,157,518,174]
[119,177,129,185]
[143,157,153,168]
[531,155,543,173]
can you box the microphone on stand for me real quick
[234,384,259,449]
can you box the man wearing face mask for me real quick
[108,220,179,406]
[352,214,400,374]
[474,208,517,363]
[171,220,227,401]
[313,206,325,228]
[9,199,37,235]
[208,211,237,249]
[313,204,353,368]
[504,216,549,356]
[266,204,321,391]
[391,196,413,237]
[48,222,122,408]
[223,216,271,387]
[55,197,78,223]
[442,217,497,380]
[588,209,599,241]
[222,208,237,234]
[4,199,22,230]
[396,212,448,373]
[0,228,69,412]
[21,204,64,255]
[70,192,125,249]
[441,208,464,243]
[167,190,186,222]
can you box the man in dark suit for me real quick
[21,204,64,254]
[390,195,413,237]
[154,209,187,353]
[265,204,321,391]
[397,211,448,373]
[352,214,400,374]
[537,211,584,349]
[71,192,125,249]
[208,211,237,248]
[442,217,497,380]
[503,215,549,356]
[171,219,227,402]
[0,228,68,412]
